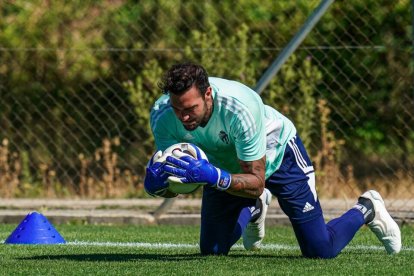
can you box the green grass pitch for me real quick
[0,224,413,275]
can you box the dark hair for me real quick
[158,63,210,96]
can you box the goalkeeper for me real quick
[144,62,401,257]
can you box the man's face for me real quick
[169,85,213,131]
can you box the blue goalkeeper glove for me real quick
[164,155,232,191]
[144,151,173,197]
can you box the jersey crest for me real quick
[219,130,229,144]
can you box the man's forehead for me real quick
[170,94,202,110]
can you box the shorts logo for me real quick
[302,202,314,213]
[219,130,229,144]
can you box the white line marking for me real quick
[3,240,413,252]
[67,241,414,252]
[69,241,196,249]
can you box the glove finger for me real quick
[166,155,190,169]
[168,176,208,186]
[159,170,170,179]
[179,155,196,163]
[167,175,190,184]
[148,161,164,173]
[164,164,187,177]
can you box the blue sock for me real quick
[292,209,365,258]
[229,207,252,246]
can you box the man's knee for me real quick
[300,242,338,259]
[200,242,230,255]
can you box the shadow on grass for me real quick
[19,253,301,262]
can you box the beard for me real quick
[183,122,199,131]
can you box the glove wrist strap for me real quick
[215,168,231,191]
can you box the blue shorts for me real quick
[266,135,322,224]
[199,135,322,254]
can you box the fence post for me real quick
[412,0,414,101]
[153,197,176,220]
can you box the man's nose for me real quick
[180,113,190,121]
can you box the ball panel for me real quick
[167,178,201,194]
[163,143,208,161]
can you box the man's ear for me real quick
[205,86,212,99]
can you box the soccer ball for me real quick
[163,143,208,194]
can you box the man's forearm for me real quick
[226,156,266,198]
[227,173,265,198]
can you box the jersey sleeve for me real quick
[152,118,179,151]
[149,97,179,151]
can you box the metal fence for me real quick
[0,1,413,212]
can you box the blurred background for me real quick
[0,0,412,213]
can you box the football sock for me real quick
[353,197,375,223]
[230,207,252,246]
[293,209,365,258]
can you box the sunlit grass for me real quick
[0,224,413,275]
